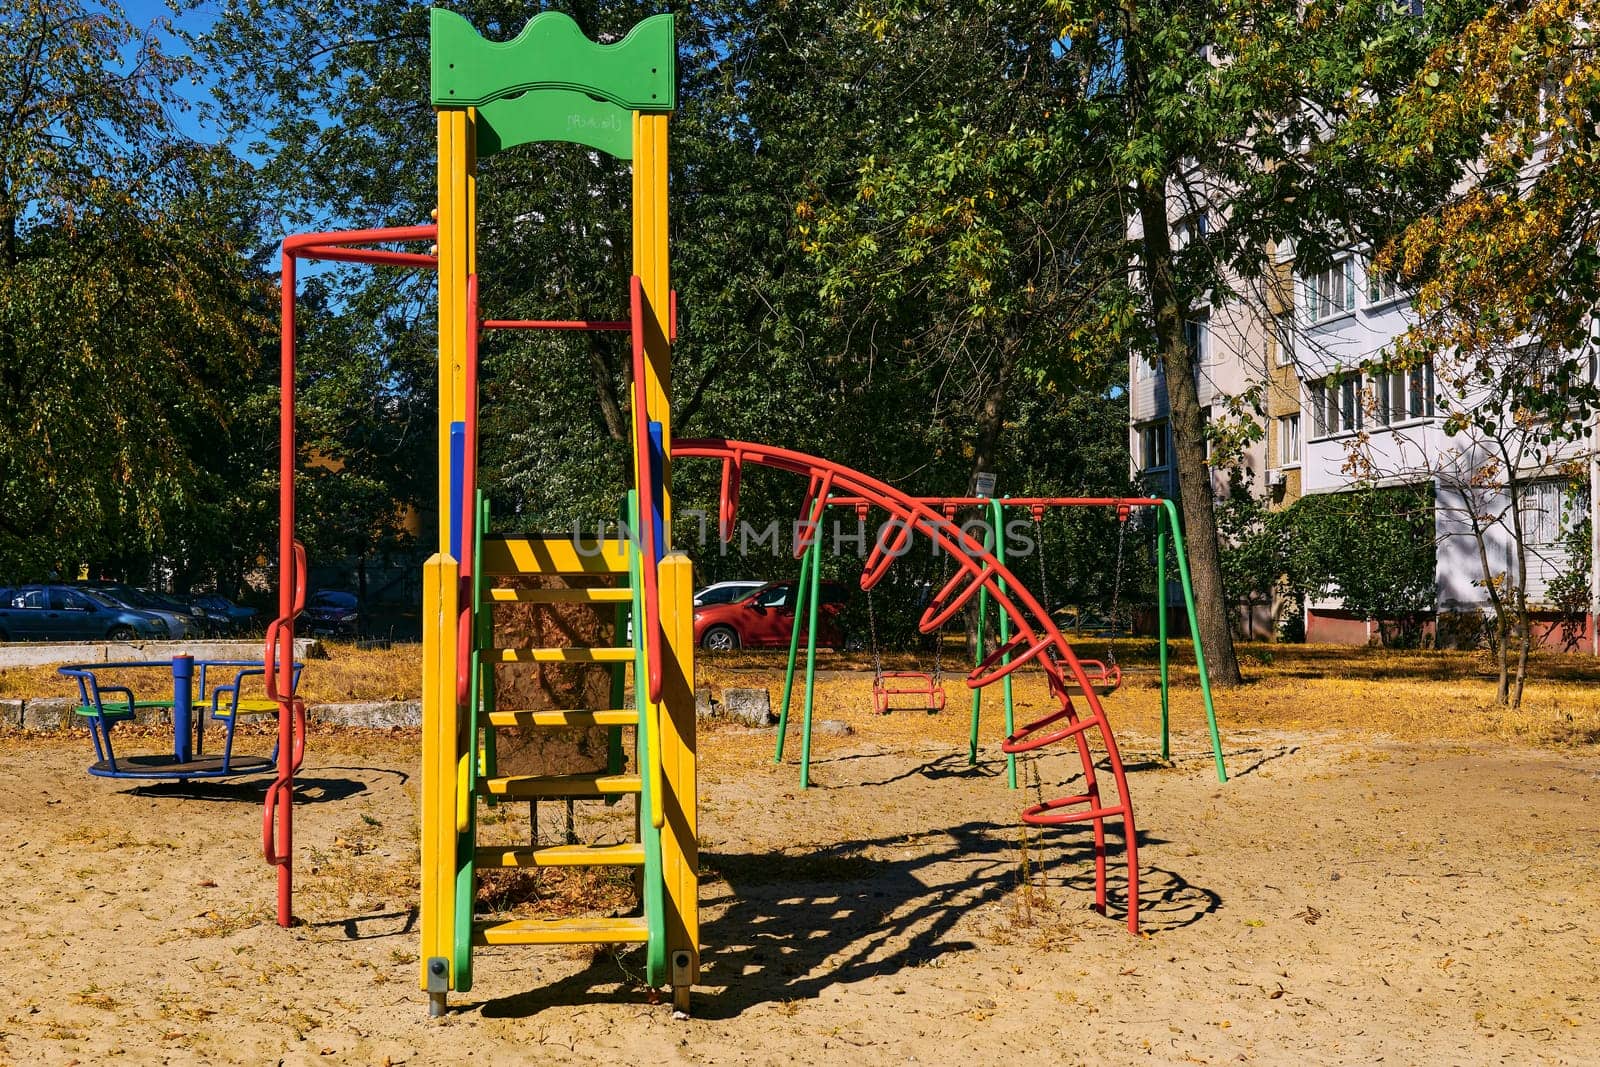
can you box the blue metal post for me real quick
[173,654,194,762]
[448,421,465,559]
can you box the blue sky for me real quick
[120,0,225,143]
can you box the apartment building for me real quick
[1132,237,1598,648]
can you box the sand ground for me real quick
[0,667,1597,1065]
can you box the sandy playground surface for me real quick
[0,660,1598,1065]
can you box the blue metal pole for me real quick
[173,654,194,763]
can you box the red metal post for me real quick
[267,223,440,928]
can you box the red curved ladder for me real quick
[673,438,1141,932]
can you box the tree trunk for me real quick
[1509,484,1531,709]
[1134,180,1243,686]
[961,339,1018,658]
[1468,510,1511,704]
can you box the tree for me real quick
[799,0,1484,684]
[1286,485,1438,648]
[0,0,274,582]
[191,0,1145,582]
[1367,0,1600,705]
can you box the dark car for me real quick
[0,585,168,642]
[304,590,361,636]
[193,594,259,634]
[81,583,204,639]
[692,580,847,651]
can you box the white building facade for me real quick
[1130,239,1598,649]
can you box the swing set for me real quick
[775,494,1227,789]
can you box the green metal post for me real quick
[1160,498,1227,783]
[774,536,814,763]
[798,514,825,788]
[993,499,1016,788]
[969,527,989,767]
[609,494,631,780]
[1157,507,1170,761]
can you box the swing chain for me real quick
[1032,512,1054,616]
[865,582,883,684]
[1107,507,1130,668]
[931,536,952,687]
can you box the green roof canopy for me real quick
[430,9,675,110]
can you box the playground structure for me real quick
[60,655,302,780]
[257,7,1163,1015]
[768,495,1228,790]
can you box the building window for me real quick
[1375,362,1434,424]
[1138,421,1170,471]
[1175,211,1210,248]
[1134,352,1163,382]
[1520,479,1585,546]
[1340,375,1359,431]
[1367,261,1402,305]
[1279,413,1301,466]
[1305,259,1356,322]
[1308,373,1362,437]
[1184,314,1210,367]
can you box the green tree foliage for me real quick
[0,0,275,585]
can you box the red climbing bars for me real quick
[673,438,1141,932]
[481,318,630,331]
[273,224,438,927]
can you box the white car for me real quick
[693,581,766,607]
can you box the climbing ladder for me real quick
[419,10,696,1015]
[447,493,690,997]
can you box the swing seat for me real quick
[1059,659,1121,698]
[873,671,947,715]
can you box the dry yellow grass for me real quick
[0,640,419,705]
[6,638,1600,752]
[697,638,1600,753]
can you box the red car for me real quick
[693,580,847,651]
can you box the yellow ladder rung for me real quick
[474,843,645,869]
[478,536,631,577]
[480,773,642,799]
[491,647,634,664]
[484,586,633,603]
[471,916,648,946]
[486,709,636,729]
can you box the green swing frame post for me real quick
[774,503,828,787]
[777,495,1227,785]
[969,499,1017,787]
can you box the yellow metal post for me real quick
[631,111,672,544]
[426,102,475,1006]
[419,553,459,999]
[659,551,699,1010]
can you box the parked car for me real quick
[1050,605,1127,639]
[193,594,259,634]
[693,580,847,651]
[81,583,204,639]
[304,590,361,637]
[145,591,231,637]
[0,585,168,642]
[694,580,766,607]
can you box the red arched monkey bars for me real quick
[672,438,1141,932]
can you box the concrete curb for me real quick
[4,697,422,731]
[0,637,323,669]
